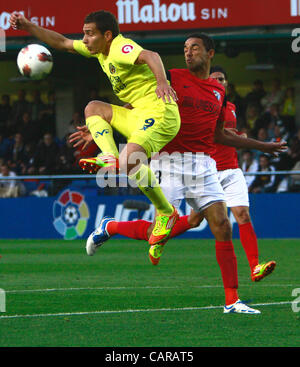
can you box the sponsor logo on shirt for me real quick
[182,96,220,116]
[122,44,134,53]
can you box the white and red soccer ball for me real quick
[17,44,53,80]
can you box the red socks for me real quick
[169,215,191,238]
[238,222,259,271]
[215,241,239,305]
[107,220,150,241]
[107,215,191,241]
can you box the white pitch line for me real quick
[0,301,292,320]
[4,283,296,294]
[5,285,223,293]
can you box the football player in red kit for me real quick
[70,34,285,313]
[187,65,276,282]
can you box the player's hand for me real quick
[156,81,178,103]
[9,12,30,30]
[262,140,288,155]
[69,126,93,151]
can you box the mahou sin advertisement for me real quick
[2,0,300,37]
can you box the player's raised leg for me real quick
[79,100,120,173]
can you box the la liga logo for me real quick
[53,189,90,240]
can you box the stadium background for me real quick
[1,0,300,240]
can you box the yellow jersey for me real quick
[73,34,169,108]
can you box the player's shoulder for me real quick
[112,34,141,51]
[169,68,190,78]
[226,100,236,111]
[206,77,226,91]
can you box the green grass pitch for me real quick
[0,238,299,347]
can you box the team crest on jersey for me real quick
[213,90,221,101]
[109,63,116,74]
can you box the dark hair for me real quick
[260,154,270,161]
[210,65,228,80]
[186,33,215,51]
[84,10,120,38]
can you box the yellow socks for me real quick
[128,164,174,215]
[86,115,119,157]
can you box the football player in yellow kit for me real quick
[10,10,181,247]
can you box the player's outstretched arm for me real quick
[9,12,75,53]
[135,50,177,103]
[215,118,287,155]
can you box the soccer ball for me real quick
[17,44,53,80]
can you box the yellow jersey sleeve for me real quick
[73,40,98,58]
[110,36,143,65]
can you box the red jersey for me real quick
[211,102,239,171]
[162,69,225,155]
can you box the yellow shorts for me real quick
[110,99,181,157]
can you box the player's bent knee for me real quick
[188,216,202,228]
[84,100,112,121]
[233,207,251,225]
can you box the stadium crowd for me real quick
[0,79,300,197]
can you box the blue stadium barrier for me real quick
[0,188,299,239]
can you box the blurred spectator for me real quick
[244,103,262,134]
[28,133,59,174]
[244,79,266,112]
[281,87,295,118]
[0,94,12,135]
[257,127,270,142]
[0,133,12,160]
[252,127,270,160]
[226,83,244,120]
[21,142,36,174]
[41,90,57,136]
[17,111,41,146]
[30,90,46,122]
[7,133,27,174]
[275,127,300,171]
[0,163,19,198]
[251,103,285,139]
[11,89,31,125]
[272,124,290,145]
[281,87,296,134]
[240,150,259,188]
[57,134,82,174]
[68,111,84,134]
[249,154,276,193]
[261,78,284,112]
[268,125,290,186]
